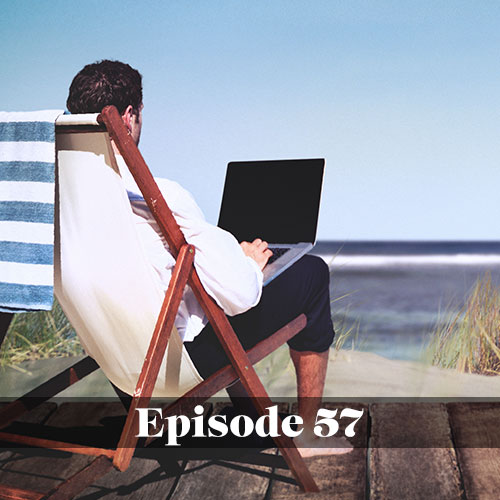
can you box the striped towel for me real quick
[0,110,63,313]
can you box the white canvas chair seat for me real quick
[54,114,202,397]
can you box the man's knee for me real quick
[295,254,331,290]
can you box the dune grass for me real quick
[426,274,500,375]
[0,301,82,369]
[1,264,359,375]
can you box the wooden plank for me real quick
[2,402,122,459]
[167,402,276,500]
[369,403,462,500]
[98,106,186,257]
[74,456,181,499]
[0,403,126,495]
[45,455,113,500]
[0,403,71,496]
[0,432,115,459]
[0,401,182,498]
[0,485,44,500]
[42,401,126,449]
[271,402,368,499]
[0,402,57,469]
[50,402,182,498]
[114,244,194,471]
[0,402,57,426]
[170,458,272,500]
[0,402,58,466]
[448,402,500,500]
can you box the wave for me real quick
[314,253,500,267]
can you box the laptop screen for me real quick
[217,158,324,244]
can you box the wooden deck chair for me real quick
[0,105,319,499]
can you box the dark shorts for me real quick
[185,254,335,378]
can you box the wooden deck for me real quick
[1,401,500,499]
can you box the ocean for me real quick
[311,241,500,361]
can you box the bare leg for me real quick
[290,348,352,457]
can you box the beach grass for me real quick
[1,263,360,373]
[426,274,500,375]
[0,301,82,369]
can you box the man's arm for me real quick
[156,179,267,316]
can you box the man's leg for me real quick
[289,348,351,456]
[185,255,351,455]
[290,349,328,428]
[186,255,334,373]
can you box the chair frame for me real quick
[0,105,319,499]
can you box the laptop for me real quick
[218,158,325,285]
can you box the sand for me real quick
[2,349,500,399]
[259,348,500,399]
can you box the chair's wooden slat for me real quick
[113,244,194,471]
[0,485,44,500]
[0,431,115,459]
[98,108,185,257]
[0,357,99,430]
[188,277,319,492]
[44,455,113,500]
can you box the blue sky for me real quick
[2,1,500,240]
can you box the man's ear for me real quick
[121,105,134,132]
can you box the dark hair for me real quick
[66,60,143,115]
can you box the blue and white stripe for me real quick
[0,110,63,313]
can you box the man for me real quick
[67,60,351,456]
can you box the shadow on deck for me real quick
[1,401,500,499]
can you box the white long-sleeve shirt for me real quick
[117,156,263,342]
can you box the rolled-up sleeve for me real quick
[156,179,263,315]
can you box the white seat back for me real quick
[54,115,202,397]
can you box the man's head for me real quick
[67,60,143,144]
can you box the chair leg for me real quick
[236,365,320,492]
[0,312,14,348]
[145,314,319,492]
[113,244,194,471]
[44,455,113,500]
[192,301,318,491]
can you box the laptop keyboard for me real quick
[267,247,290,265]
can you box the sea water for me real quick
[311,241,500,361]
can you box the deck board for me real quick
[169,402,274,500]
[2,401,500,498]
[74,457,179,499]
[448,402,500,500]
[52,402,181,499]
[270,402,368,499]
[170,456,272,500]
[0,402,85,495]
[369,403,462,500]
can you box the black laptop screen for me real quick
[217,159,324,244]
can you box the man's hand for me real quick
[240,238,273,271]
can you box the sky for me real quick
[2,0,500,240]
